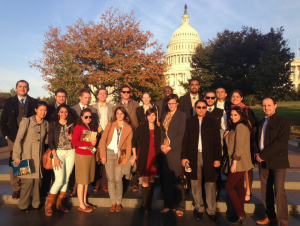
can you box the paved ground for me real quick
[1,204,300,226]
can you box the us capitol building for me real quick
[164,5,202,96]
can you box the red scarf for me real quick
[231,102,248,109]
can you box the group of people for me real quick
[0,79,290,226]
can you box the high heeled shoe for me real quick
[229,215,246,225]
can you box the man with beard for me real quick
[178,78,201,119]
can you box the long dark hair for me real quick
[111,106,132,128]
[228,106,251,131]
[77,108,95,130]
[51,104,75,125]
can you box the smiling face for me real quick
[81,112,92,125]
[147,112,156,123]
[216,88,227,101]
[97,89,107,103]
[231,92,243,105]
[58,107,68,120]
[116,109,125,121]
[205,92,216,107]
[121,87,131,101]
[142,93,151,105]
[164,87,173,99]
[35,105,47,119]
[230,110,241,123]
[55,92,67,105]
[16,81,29,97]
[189,80,200,94]
[262,98,277,118]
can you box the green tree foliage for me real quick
[188,26,294,99]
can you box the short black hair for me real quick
[164,86,173,92]
[79,88,91,96]
[189,78,200,86]
[35,101,48,109]
[120,84,131,92]
[16,80,29,88]
[194,99,207,108]
[55,88,67,96]
[145,107,157,118]
[166,94,179,103]
[205,90,216,96]
[261,97,276,105]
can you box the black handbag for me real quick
[221,154,230,176]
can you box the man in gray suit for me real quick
[91,87,113,192]
[69,88,98,196]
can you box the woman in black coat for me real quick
[136,92,153,124]
[132,107,161,213]
[160,94,186,216]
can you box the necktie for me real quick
[82,106,86,110]
[208,108,212,112]
[20,99,25,108]
[193,97,196,99]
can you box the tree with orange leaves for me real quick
[30,7,167,105]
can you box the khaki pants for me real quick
[18,178,41,209]
[7,138,21,192]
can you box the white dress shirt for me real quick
[216,101,225,110]
[198,119,202,152]
[259,117,270,151]
[17,95,28,104]
[79,103,88,110]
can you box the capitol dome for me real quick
[164,5,202,96]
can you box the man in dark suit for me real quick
[69,88,98,196]
[155,86,173,123]
[113,84,139,192]
[0,80,37,199]
[254,97,290,226]
[181,99,221,223]
[45,88,67,122]
[178,78,201,119]
[215,87,231,112]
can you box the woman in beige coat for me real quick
[13,101,49,211]
[224,106,254,225]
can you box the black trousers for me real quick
[259,163,288,226]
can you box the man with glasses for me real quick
[0,80,37,200]
[155,86,173,123]
[181,100,221,223]
[216,87,231,112]
[70,88,98,196]
[113,84,139,192]
[178,78,201,119]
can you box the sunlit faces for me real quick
[58,107,68,120]
[55,92,67,105]
[205,92,216,107]
[35,105,47,119]
[231,92,243,105]
[79,92,91,106]
[164,87,173,98]
[230,110,241,123]
[81,112,92,125]
[195,102,207,117]
[216,88,227,101]
[97,90,107,103]
[142,93,151,105]
[15,82,29,97]
[189,80,200,94]
[121,88,131,101]
[147,113,156,123]
[116,109,125,121]
[167,99,178,112]
[262,98,277,118]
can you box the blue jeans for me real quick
[50,149,75,194]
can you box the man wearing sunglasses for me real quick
[178,78,201,119]
[113,84,139,192]
[181,100,221,223]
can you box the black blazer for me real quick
[136,106,146,124]
[45,103,56,122]
[254,112,290,169]
[132,123,161,175]
[182,115,222,182]
[0,95,37,142]
[178,93,202,119]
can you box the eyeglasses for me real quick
[84,116,92,119]
[196,106,207,109]
[122,91,130,94]
[205,96,215,100]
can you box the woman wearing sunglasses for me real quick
[99,106,133,213]
[72,108,97,212]
[160,94,186,216]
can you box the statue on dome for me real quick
[184,4,187,14]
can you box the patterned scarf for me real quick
[163,112,173,132]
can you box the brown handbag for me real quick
[42,148,53,170]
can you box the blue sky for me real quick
[0,0,300,98]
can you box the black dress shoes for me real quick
[229,215,246,225]
[207,214,220,223]
[193,209,203,220]
[21,208,29,212]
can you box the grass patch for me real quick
[251,101,300,139]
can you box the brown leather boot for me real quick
[45,193,57,216]
[56,192,69,213]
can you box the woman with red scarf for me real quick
[229,90,258,203]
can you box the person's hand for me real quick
[14,159,21,164]
[101,157,106,165]
[130,155,136,166]
[67,133,72,140]
[161,145,171,154]
[181,159,189,167]
[54,157,63,170]
[121,158,128,165]
[255,154,265,162]
[91,139,97,146]
[230,163,237,173]
[157,122,161,127]
[214,160,220,168]
[224,131,229,138]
